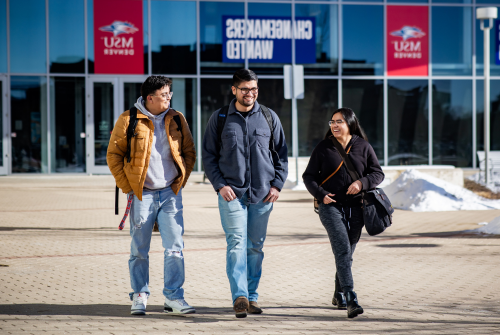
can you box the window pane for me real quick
[152,1,196,74]
[0,81,2,166]
[0,0,6,73]
[433,0,470,3]
[476,80,500,155]
[11,76,48,172]
[432,80,472,167]
[201,2,244,74]
[10,0,46,73]
[50,77,85,172]
[295,4,338,75]
[388,80,429,166]
[87,0,94,73]
[49,0,85,73]
[342,5,383,76]
[388,0,426,3]
[343,80,384,161]
[93,82,113,166]
[200,78,291,167]
[432,7,472,76]
[298,79,338,156]
[247,3,291,75]
[143,1,148,74]
[171,79,198,170]
[476,7,500,76]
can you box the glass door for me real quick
[86,77,118,174]
[119,77,148,114]
[0,76,8,175]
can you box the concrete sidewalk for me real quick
[0,175,499,334]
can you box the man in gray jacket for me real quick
[202,69,288,318]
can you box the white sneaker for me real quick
[131,292,148,315]
[164,298,196,314]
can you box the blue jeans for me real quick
[218,192,273,303]
[128,187,185,300]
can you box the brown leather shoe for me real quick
[233,296,249,318]
[248,301,263,314]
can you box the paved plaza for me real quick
[0,174,499,334]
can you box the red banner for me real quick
[387,6,428,76]
[94,0,143,74]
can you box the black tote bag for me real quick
[330,138,394,236]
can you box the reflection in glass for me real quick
[87,0,94,73]
[248,3,291,75]
[11,76,48,172]
[432,80,472,167]
[387,0,426,3]
[295,4,338,75]
[152,1,196,74]
[388,80,428,166]
[93,83,114,166]
[200,2,244,74]
[50,77,86,172]
[297,79,338,156]
[432,7,472,76]
[171,78,198,170]
[476,7,500,76]
[49,0,85,73]
[342,5,383,76]
[143,1,148,74]
[343,80,384,161]
[476,81,500,155]
[124,83,142,112]
[0,0,6,73]
[0,81,2,166]
[200,78,291,166]
[10,0,46,73]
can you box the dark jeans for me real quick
[318,203,364,294]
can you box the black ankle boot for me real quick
[345,291,363,318]
[332,276,346,309]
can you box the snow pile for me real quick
[466,171,500,194]
[383,169,500,212]
[476,216,500,235]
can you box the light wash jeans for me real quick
[128,187,185,300]
[218,192,273,303]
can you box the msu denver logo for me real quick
[99,21,139,36]
[390,26,425,41]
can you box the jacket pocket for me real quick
[255,128,270,149]
[221,130,237,150]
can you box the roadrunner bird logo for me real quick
[390,26,425,41]
[99,21,139,37]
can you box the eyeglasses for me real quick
[150,92,173,100]
[329,120,345,126]
[235,86,259,95]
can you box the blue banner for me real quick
[222,16,316,64]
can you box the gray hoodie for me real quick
[134,97,178,190]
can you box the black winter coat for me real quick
[302,135,384,206]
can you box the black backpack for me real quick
[115,107,183,215]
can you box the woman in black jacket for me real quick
[302,108,384,318]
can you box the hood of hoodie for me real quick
[134,96,169,120]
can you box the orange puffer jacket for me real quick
[107,108,196,201]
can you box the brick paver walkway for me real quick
[0,175,499,334]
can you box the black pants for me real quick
[318,203,364,293]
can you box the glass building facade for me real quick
[0,0,499,174]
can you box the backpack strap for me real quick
[172,111,183,137]
[259,105,275,151]
[216,105,230,149]
[125,107,138,163]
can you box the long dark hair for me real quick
[324,107,368,141]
